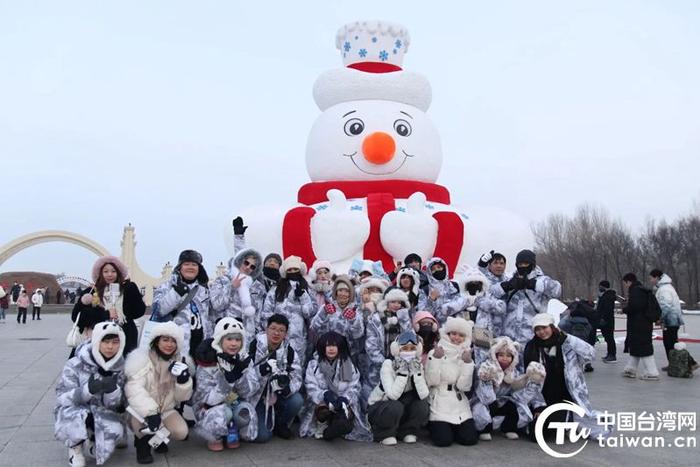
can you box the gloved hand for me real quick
[342,307,357,320]
[145,414,162,432]
[232,216,248,235]
[478,250,494,268]
[294,282,305,298]
[174,276,189,297]
[525,278,537,290]
[324,303,336,314]
[87,374,103,395]
[259,358,276,376]
[432,345,445,359]
[169,358,190,384]
[408,358,423,375]
[461,349,472,363]
[395,358,410,376]
[218,353,248,383]
[271,373,291,396]
[323,390,339,406]
[335,396,350,410]
[101,374,119,393]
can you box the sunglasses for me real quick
[243,260,257,270]
[397,331,418,346]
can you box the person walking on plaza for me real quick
[621,273,660,380]
[596,280,618,363]
[16,289,29,324]
[648,269,697,371]
[10,281,21,304]
[32,289,43,320]
[0,286,8,323]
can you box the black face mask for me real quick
[264,267,281,282]
[417,323,435,339]
[286,272,303,282]
[432,268,447,280]
[598,286,607,294]
[517,264,534,277]
[466,282,482,295]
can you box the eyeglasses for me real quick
[244,260,257,270]
[397,331,418,345]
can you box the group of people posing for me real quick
[55,218,613,466]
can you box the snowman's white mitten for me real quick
[380,192,437,262]
[311,189,370,262]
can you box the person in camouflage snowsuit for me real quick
[418,257,461,323]
[377,287,413,357]
[356,276,389,408]
[192,317,259,450]
[55,322,127,466]
[151,249,211,359]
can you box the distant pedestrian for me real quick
[56,290,62,304]
[596,280,618,364]
[11,282,21,304]
[0,286,8,323]
[32,289,44,320]
[621,273,660,381]
[16,290,29,324]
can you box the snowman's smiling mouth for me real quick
[342,150,415,175]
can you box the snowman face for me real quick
[305,100,442,182]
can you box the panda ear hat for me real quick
[211,317,246,356]
[91,321,126,371]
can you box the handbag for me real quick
[66,312,83,348]
[472,326,493,349]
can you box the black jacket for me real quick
[623,282,654,357]
[596,289,617,329]
[71,280,146,355]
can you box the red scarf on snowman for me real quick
[282,179,464,274]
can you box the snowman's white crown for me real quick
[335,20,410,70]
[314,20,432,112]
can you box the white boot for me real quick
[402,434,417,444]
[68,444,86,467]
[479,433,492,441]
[84,438,95,458]
[504,432,519,440]
[380,436,397,446]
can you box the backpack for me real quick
[644,289,662,323]
[565,317,592,341]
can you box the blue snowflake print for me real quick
[396,207,406,212]
[358,48,367,58]
[460,213,470,220]
[316,204,328,211]
[395,39,402,49]
[350,205,363,211]
[371,36,378,43]
[425,203,435,210]
[379,50,389,61]
[343,41,351,52]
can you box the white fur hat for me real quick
[280,255,308,278]
[145,321,185,353]
[443,316,473,341]
[308,260,333,282]
[532,313,555,329]
[211,317,246,354]
[359,276,390,294]
[456,267,490,295]
[91,321,126,371]
[489,336,520,373]
[377,287,410,313]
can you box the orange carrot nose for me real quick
[362,132,396,165]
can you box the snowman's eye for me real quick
[394,119,412,137]
[344,118,365,136]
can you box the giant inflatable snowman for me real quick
[228,21,471,275]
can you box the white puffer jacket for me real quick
[124,322,194,418]
[425,331,475,424]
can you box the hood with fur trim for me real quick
[91,255,129,282]
[395,267,420,296]
[443,316,473,344]
[142,321,185,354]
[425,257,450,282]
[332,275,356,303]
[229,248,264,281]
[308,260,333,282]
[90,321,126,371]
[489,336,520,374]
[211,317,246,355]
[377,287,411,313]
[456,267,490,296]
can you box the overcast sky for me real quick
[1,1,699,280]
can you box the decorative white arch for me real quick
[0,230,111,268]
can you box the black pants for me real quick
[368,391,429,440]
[32,306,41,319]
[17,307,27,323]
[663,326,679,357]
[483,401,519,434]
[429,419,478,447]
[528,406,570,442]
[600,326,616,357]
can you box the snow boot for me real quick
[322,412,353,440]
[134,436,153,464]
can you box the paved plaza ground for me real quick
[0,309,698,466]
